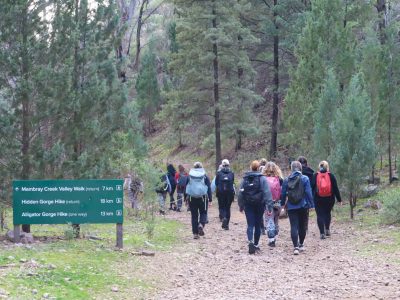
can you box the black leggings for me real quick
[218,192,234,224]
[288,208,308,248]
[315,198,335,234]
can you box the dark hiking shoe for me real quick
[159,210,165,215]
[320,233,326,240]
[176,208,181,212]
[254,245,261,253]
[325,229,331,237]
[248,242,256,254]
[268,240,276,247]
[198,225,205,236]
[193,234,199,239]
[222,218,228,229]
[293,247,300,255]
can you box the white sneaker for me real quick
[293,247,300,255]
[299,244,305,252]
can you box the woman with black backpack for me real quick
[311,161,342,239]
[238,160,273,254]
[280,161,314,255]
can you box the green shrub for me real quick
[381,187,400,224]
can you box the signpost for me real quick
[13,179,124,248]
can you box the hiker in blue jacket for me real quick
[185,162,212,239]
[281,160,314,255]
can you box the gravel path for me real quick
[151,204,400,300]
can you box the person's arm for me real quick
[280,179,288,207]
[330,173,342,202]
[261,176,273,213]
[304,176,314,208]
[205,175,212,202]
[165,175,172,193]
[175,173,180,182]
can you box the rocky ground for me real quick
[149,204,400,300]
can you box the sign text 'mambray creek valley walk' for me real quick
[13,179,124,225]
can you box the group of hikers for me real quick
[152,155,342,255]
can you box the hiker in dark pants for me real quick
[215,159,235,230]
[298,156,314,233]
[238,160,273,254]
[167,164,177,210]
[186,162,212,239]
[311,160,342,239]
[281,161,314,255]
[175,165,189,212]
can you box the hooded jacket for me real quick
[280,171,314,210]
[238,171,273,213]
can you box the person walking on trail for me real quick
[212,164,224,221]
[238,160,273,254]
[297,156,314,232]
[155,170,171,215]
[167,164,177,211]
[186,162,212,239]
[311,160,342,239]
[175,165,189,212]
[124,172,143,210]
[215,159,235,230]
[262,162,283,247]
[281,161,314,255]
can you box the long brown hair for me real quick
[263,161,283,179]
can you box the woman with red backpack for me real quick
[263,162,284,247]
[311,161,342,239]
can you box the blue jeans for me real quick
[244,204,265,245]
[266,206,281,239]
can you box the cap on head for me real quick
[222,159,230,167]
[193,161,203,168]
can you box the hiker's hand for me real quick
[266,211,272,216]
[338,201,343,206]
[239,208,244,213]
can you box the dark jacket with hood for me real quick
[311,170,342,203]
[238,171,273,213]
[301,165,314,182]
[215,167,235,196]
[167,164,177,192]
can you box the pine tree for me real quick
[166,0,259,170]
[283,0,355,153]
[312,69,341,162]
[136,47,162,134]
[331,73,376,219]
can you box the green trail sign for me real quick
[13,179,124,225]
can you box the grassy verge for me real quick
[332,184,400,263]
[0,210,182,300]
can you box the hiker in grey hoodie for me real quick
[238,160,273,254]
[186,162,212,239]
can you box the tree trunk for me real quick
[212,4,221,172]
[133,0,148,71]
[269,0,279,159]
[236,35,243,152]
[117,0,138,80]
[349,192,355,219]
[389,112,393,182]
[21,3,31,233]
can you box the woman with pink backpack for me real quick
[263,162,284,247]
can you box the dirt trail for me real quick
[150,204,400,300]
